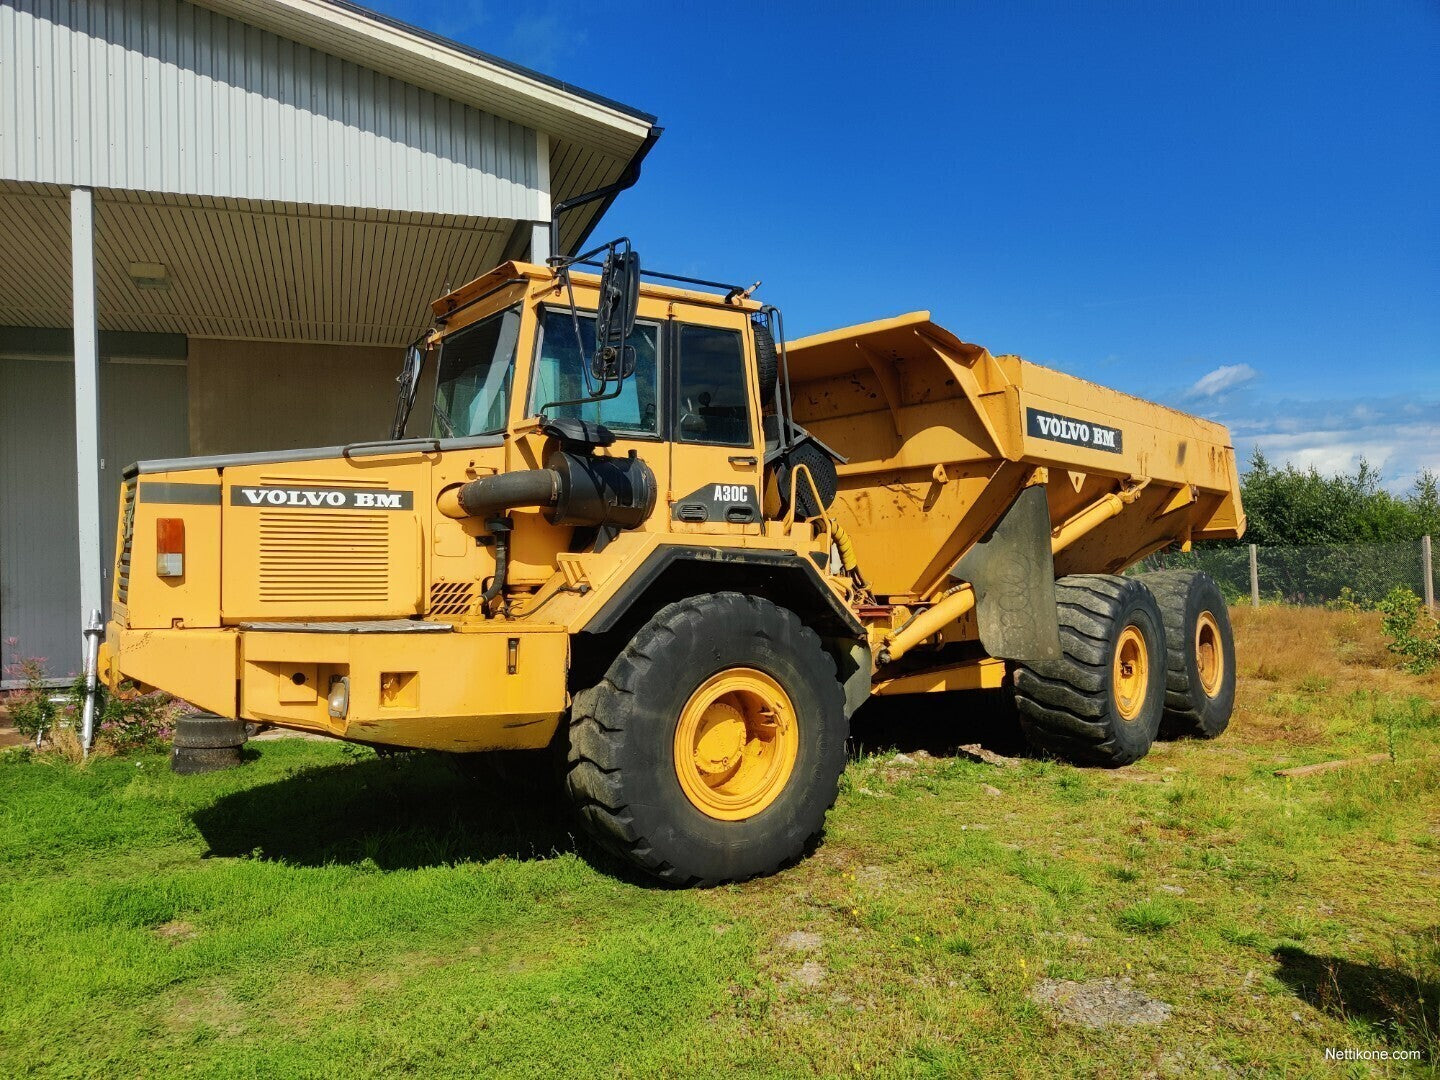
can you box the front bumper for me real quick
[103,621,568,751]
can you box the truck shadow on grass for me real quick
[1271,938,1439,1051]
[191,690,1028,877]
[192,750,586,871]
[848,689,1030,760]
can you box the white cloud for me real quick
[1220,399,1440,493]
[1187,363,1259,399]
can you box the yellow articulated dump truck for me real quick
[102,237,1244,885]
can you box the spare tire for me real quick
[753,321,779,406]
[774,439,838,521]
[172,714,247,749]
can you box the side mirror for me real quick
[591,249,641,381]
[389,342,427,439]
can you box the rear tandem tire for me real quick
[564,592,848,886]
[1013,574,1166,767]
[1141,570,1236,740]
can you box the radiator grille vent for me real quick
[677,503,708,522]
[257,511,389,603]
[429,580,478,616]
[117,480,137,604]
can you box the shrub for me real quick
[3,640,178,755]
[69,677,179,752]
[2,643,59,742]
[1376,587,1440,674]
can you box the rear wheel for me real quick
[1013,575,1166,767]
[1141,570,1236,739]
[565,593,847,886]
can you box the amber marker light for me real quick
[156,518,185,578]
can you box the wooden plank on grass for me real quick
[1274,754,1391,778]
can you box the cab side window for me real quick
[530,310,661,435]
[676,325,752,447]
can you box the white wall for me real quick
[0,0,546,220]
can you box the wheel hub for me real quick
[693,702,747,775]
[673,668,799,821]
[1112,625,1149,722]
[1195,610,1224,697]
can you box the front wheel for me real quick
[565,593,847,886]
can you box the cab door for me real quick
[666,315,764,534]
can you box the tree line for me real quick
[1236,452,1439,547]
[1140,453,1438,604]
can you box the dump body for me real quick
[784,312,1244,603]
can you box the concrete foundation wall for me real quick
[188,338,402,455]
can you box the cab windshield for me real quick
[431,305,522,438]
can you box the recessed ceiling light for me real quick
[127,262,169,289]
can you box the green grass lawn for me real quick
[2,608,1437,1077]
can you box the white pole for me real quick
[1249,543,1260,608]
[80,610,103,757]
[1423,535,1435,613]
[531,131,553,264]
[71,187,104,664]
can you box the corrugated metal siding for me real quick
[0,356,186,672]
[0,183,510,344]
[0,0,546,220]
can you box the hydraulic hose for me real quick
[480,517,513,616]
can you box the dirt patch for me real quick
[778,930,823,953]
[786,960,826,989]
[1030,977,1172,1030]
[154,920,198,943]
[249,728,334,743]
[166,985,245,1036]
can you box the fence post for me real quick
[1249,544,1260,608]
[1424,535,1435,613]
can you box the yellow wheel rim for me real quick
[673,668,799,821]
[1195,610,1224,697]
[1112,625,1149,722]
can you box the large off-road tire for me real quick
[565,593,847,886]
[1013,575,1166,767]
[1141,570,1235,739]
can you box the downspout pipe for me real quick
[550,127,663,261]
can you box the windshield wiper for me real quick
[432,403,455,438]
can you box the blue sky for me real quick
[378,1,1438,491]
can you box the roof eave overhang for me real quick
[189,0,655,160]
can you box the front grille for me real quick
[117,480,137,604]
[429,580,477,616]
[257,511,389,604]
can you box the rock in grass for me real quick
[1030,977,1172,1029]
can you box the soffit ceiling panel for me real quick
[0,183,510,346]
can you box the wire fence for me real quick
[1132,536,1437,609]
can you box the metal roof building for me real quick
[0,0,659,673]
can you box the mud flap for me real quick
[949,485,1062,661]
